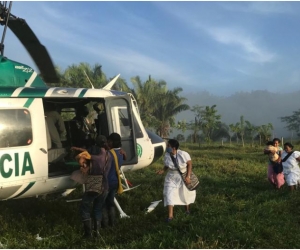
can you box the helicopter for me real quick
[0,1,166,215]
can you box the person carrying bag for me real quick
[170,154,200,191]
[77,135,112,239]
[157,139,197,222]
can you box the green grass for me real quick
[1,143,300,248]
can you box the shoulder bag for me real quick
[85,151,108,194]
[170,154,199,191]
[273,151,294,174]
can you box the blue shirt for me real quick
[107,148,124,188]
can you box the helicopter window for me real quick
[132,113,143,139]
[60,108,76,121]
[118,109,131,138]
[0,109,32,148]
[117,108,143,139]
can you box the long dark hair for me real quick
[284,142,294,150]
[168,139,179,150]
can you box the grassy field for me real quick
[1,142,300,248]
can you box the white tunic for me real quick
[163,150,196,206]
[282,150,300,186]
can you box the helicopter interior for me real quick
[43,98,108,177]
[42,96,141,178]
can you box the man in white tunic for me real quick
[157,139,196,221]
[281,142,300,191]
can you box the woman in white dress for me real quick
[157,139,196,221]
[281,142,300,191]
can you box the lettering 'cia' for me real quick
[0,152,34,178]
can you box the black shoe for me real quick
[82,219,92,239]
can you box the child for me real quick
[265,141,280,163]
[76,151,91,175]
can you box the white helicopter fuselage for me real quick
[0,86,166,200]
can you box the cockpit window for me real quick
[0,109,33,147]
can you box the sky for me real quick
[3,1,300,96]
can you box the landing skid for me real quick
[65,170,139,219]
[120,168,140,192]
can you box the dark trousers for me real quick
[105,183,118,208]
[80,191,108,221]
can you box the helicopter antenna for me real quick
[0,1,12,56]
[83,70,95,89]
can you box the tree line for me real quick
[51,62,299,144]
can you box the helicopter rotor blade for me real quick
[7,17,59,83]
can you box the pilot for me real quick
[44,103,67,148]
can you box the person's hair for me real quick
[95,135,107,147]
[273,138,281,144]
[76,106,89,117]
[108,133,122,148]
[168,139,179,150]
[284,142,294,149]
[266,141,273,146]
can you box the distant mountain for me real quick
[174,89,300,140]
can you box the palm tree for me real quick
[245,121,258,147]
[239,116,246,147]
[57,62,108,88]
[257,123,274,145]
[131,76,189,137]
[130,75,166,128]
[191,105,221,144]
[229,123,240,144]
[153,88,190,138]
[201,105,221,143]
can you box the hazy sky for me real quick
[4,1,300,96]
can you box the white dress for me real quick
[163,150,196,206]
[282,150,300,186]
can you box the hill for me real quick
[175,89,300,139]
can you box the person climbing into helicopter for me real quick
[101,132,126,228]
[76,135,112,239]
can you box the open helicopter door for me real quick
[104,95,138,165]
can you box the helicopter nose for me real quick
[146,129,166,164]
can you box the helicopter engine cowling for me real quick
[0,56,47,87]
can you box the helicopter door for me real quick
[0,98,48,188]
[104,95,137,165]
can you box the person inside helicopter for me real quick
[44,102,67,149]
[93,102,109,138]
[72,105,97,149]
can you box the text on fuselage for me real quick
[0,152,34,178]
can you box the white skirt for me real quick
[163,171,196,206]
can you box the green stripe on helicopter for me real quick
[0,87,89,98]
[10,181,35,199]
[17,88,48,97]
[23,98,34,108]
[78,89,88,97]
[0,87,17,97]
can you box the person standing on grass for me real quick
[264,138,285,189]
[76,135,112,238]
[281,142,300,191]
[101,133,126,228]
[157,139,196,222]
